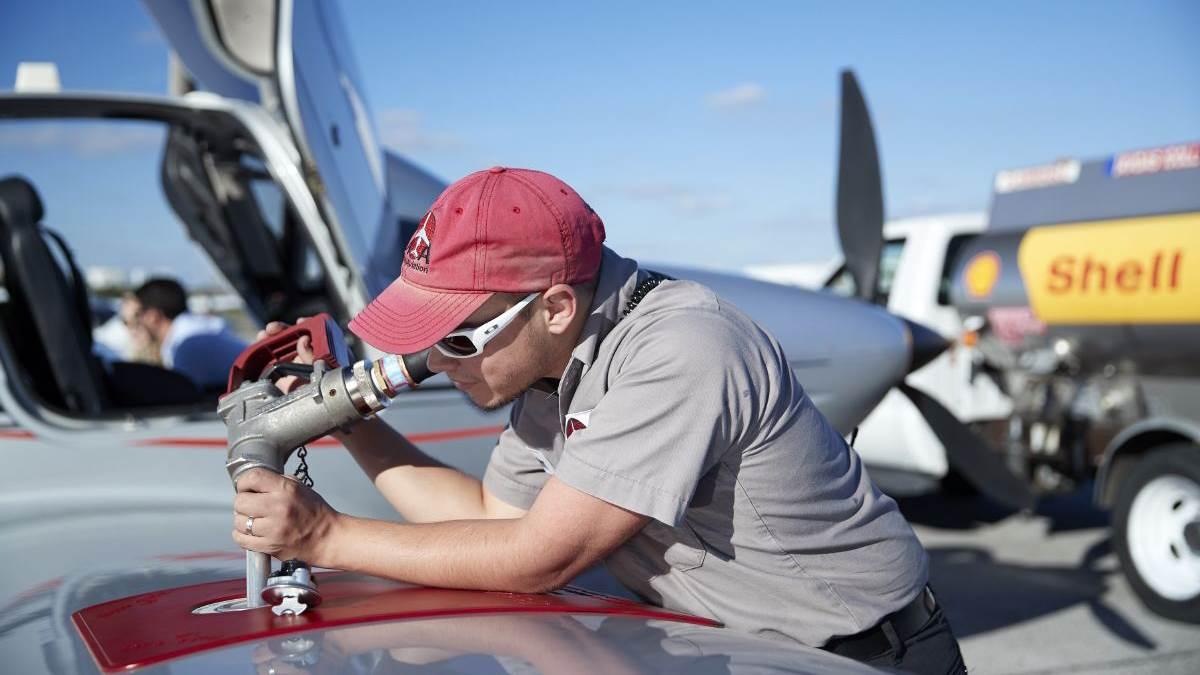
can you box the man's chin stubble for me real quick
[465,371,545,412]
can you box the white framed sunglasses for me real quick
[434,292,539,358]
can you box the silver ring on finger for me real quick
[245,516,255,536]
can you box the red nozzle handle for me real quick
[225,313,350,394]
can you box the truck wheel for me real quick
[1112,443,1200,623]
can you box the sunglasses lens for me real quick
[438,334,479,357]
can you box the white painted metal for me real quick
[1127,474,1200,600]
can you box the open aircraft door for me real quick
[274,0,400,298]
[143,0,440,306]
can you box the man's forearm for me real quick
[322,514,565,593]
[333,416,488,523]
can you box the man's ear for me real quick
[540,284,578,336]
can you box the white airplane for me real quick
[0,1,1030,671]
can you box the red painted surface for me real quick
[0,429,35,439]
[134,424,505,448]
[73,573,719,673]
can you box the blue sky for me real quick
[1,1,1197,284]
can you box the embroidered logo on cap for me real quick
[404,210,436,274]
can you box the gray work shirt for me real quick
[483,247,929,648]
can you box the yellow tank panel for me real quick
[1018,212,1200,324]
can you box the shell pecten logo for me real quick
[1017,212,1200,324]
[963,251,1002,299]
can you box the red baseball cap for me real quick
[349,167,606,354]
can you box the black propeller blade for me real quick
[834,70,1034,510]
[899,383,1035,510]
[836,70,884,303]
[898,319,1032,509]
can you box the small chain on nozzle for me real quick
[293,445,313,488]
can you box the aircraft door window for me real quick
[824,238,907,304]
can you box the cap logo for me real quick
[404,210,436,274]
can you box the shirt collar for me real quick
[567,246,642,370]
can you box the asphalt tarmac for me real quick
[897,486,1200,675]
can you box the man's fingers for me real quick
[235,467,286,493]
[233,512,271,536]
[295,335,314,364]
[255,321,291,341]
[275,374,300,393]
[234,491,272,516]
[232,529,270,553]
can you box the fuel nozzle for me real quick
[220,315,434,483]
[218,314,434,610]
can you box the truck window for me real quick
[937,234,976,305]
[824,238,906,303]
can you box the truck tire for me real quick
[1112,443,1200,623]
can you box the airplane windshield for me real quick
[0,115,330,417]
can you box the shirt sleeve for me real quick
[482,394,558,510]
[554,309,751,526]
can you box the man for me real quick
[131,277,247,391]
[235,167,966,673]
[93,294,148,363]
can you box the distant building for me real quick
[84,266,128,293]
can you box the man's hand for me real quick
[232,467,343,566]
[256,320,315,394]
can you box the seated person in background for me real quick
[131,277,247,391]
[93,293,159,364]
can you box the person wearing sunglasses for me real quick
[237,167,964,674]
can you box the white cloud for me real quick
[0,123,162,157]
[376,108,463,152]
[612,183,733,214]
[135,27,164,46]
[706,82,766,109]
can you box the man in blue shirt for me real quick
[131,277,247,391]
